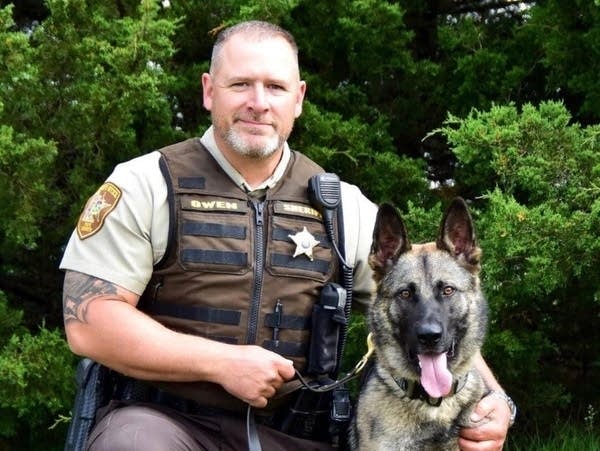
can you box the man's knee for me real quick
[86,405,197,451]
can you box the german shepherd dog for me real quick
[349,198,488,451]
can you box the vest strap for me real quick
[262,340,306,357]
[264,313,311,330]
[178,176,205,189]
[270,253,330,273]
[183,221,247,239]
[147,302,241,325]
[182,249,247,266]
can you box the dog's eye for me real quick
[442,285,455,296]
[398,289,411,300]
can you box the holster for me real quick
[64,359,111,451]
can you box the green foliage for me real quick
[440,101,600,208]
[0,292,25,346]
[335,0,413,88]
[294,101,428,207]
[396,200,445,243]
[527,0,600,119]
[0,7,59,250]
[437,12,540,117]
[0,124,58,249]
[289,0,430,161]
[341,311,368,396]
[0,292,76,449]
[236,0,300,22]
[0,0,179,227]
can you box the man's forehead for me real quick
[216,34,300,79]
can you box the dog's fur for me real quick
[349,198,488,451]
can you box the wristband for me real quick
[487,390,517,427]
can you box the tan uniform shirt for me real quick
[60,127,377,304]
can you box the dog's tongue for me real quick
[418,353,452,398]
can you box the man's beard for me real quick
[224,126,283,159]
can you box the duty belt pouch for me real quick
[307,283,347,375]
[279,383,332,441]
[329,385,352,449]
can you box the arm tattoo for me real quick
[63,271,121,324]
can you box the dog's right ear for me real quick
[369,203,410,279]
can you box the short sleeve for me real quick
[340,182,377,306]
[59,152,169,295]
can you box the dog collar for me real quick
[393,371,470,407]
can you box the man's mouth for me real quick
[236,117,273,130]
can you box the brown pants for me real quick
[86,403,336,451]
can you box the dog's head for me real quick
[368,197,487,398]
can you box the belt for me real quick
[145,385,279,426]
[148,386,235,416]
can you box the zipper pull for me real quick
[254,201,264,226]
[273,300,283,345]
[152,278,163,302]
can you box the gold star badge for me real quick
[289,227,320,261]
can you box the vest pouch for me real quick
[278,384,332,442]
[307,283,347,375]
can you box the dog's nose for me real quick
[417,323,442,347]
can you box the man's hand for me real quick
[459,392,512,450]
[219,345,296,408]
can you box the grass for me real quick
[506,423,600,451]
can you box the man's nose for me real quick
[247,84,269,111]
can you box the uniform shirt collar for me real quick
[200,126,291,196]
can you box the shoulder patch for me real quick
[76,182,122,239]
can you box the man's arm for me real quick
[458,351,513,451]
[63,270,295,407]
[473,351,504,392]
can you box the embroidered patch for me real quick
[76,182,122,239]
[274,201,322,220]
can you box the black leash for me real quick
[246,405,262,451]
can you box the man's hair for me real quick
[209,20,299,74]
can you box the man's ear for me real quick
[294,80,307,118]
[201,73,214,111]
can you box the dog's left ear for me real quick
[369,203,411,278]
[436,197,481,266]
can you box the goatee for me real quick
[224,128,282,159]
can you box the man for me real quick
[61,20,512,450]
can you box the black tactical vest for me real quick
[138,138,339,411]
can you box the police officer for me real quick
[61,20,512,451]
